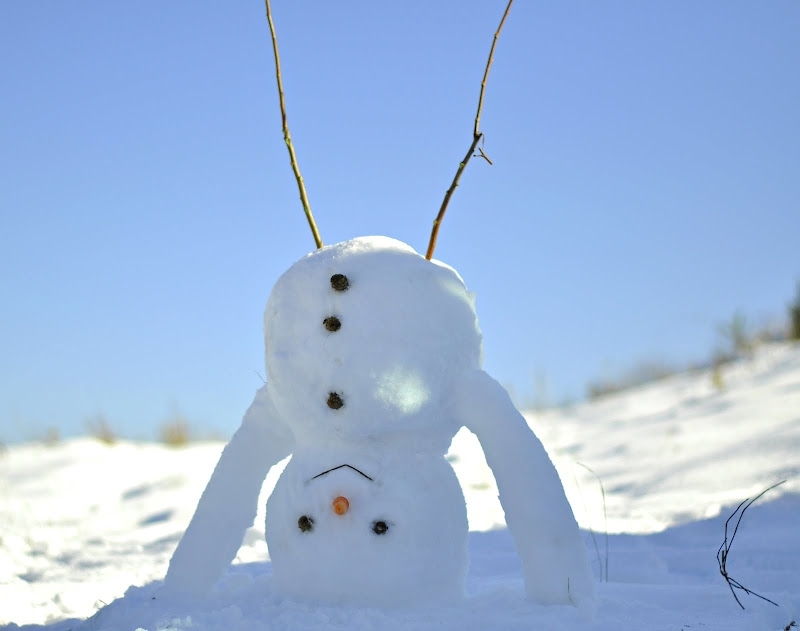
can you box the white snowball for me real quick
[262,236,482,449]
[266,446,468,607]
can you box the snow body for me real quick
[164,236,594,608]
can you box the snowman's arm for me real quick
[453,369,595,609]
[163,385,293,595]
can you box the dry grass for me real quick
[790,282,800,340]
[711,361,726,391]
[159,416,191,447]
[87,414,117,445]
[587,359,676,400]
[41,427,61,446]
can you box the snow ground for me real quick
[1,342,798,630]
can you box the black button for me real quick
[330,274,349,292]
[327,392,344,410]
[323,316,341,332]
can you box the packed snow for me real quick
[1,241,798,629]
[165,237,593,609]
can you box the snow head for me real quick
[262,236,482,448]
[164,236,596,611]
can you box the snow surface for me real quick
[1,342,799,630]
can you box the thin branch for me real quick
[474,2,513,138]
[426,0,513,261]
[716,480,786,609]
[426,135,483,261]
[264,0,323,250]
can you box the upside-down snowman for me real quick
[163,235,595,609]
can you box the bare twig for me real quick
[567,577,575,607]
[473,3,512,139]
[477,146,493,165]
[264,0,323,250]
[716,480,786,609]
[425,0,513,261]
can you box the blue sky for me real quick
[2,2,798,443]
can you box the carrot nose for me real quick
[332,496,349,516]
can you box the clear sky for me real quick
[2,2,798,443]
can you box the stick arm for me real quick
[162,384,293,595]
[452,369,595,608]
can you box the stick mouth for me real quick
[308,464,374,482]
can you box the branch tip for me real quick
[264,0,323,250]
[426,0,513,260]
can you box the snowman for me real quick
[162,235,595,609]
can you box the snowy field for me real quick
[2,341,798,630]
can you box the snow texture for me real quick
[162,236,593,608]
[1,343,799,630]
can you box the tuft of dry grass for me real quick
[159,416,191,447]
[717,311,755,359]
[87,414,116,445]
[711,361,726,391]
[790,282,800,341]
[41,427,61,446]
